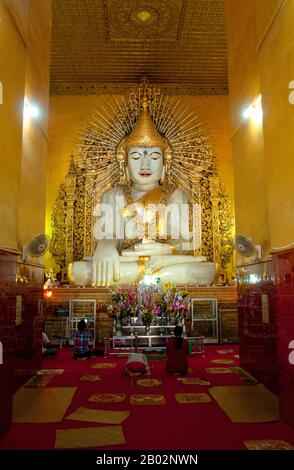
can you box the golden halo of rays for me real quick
[76,80,215,203]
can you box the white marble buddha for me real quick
[70,99,216,286]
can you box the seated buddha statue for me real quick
[70,98,216,286]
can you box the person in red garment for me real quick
[166,325,189,374]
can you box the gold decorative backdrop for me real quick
[50,79,234,280]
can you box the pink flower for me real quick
[156,306,161,315]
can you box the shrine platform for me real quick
[44,285,237,344]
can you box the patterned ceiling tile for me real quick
[50,0,228,96]
[105,0,184,41]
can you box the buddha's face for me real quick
[127,146,163,187]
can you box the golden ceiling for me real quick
[50,0,228,96]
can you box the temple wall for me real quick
[226,0,294,252]
[0,0,51,251]
[46,94,234,270]
[0,1,26,249]
[227,1,294,429]
[0,0,51,438]
[226,0,269,254]
[257,0,294,249]
[18,0,52,247]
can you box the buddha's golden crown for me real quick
[116,93,173,183]
[125,97,165,149]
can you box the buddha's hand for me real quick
[92,242,120,286]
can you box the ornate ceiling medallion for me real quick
[51,0,228,96]
[135,10,153,23]
[106,0,183,41]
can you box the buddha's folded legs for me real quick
[146,255,208,271]
[69,256,216,286]
[152,262,216,286]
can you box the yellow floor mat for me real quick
[209,384,279,423]
[205,367,233,374]
[91,363,116,369]
[55,425,126,449]
[244,439,294,450]
[230,366,258,384]
[216,349,234,354]
[211,359,234,365]
[23,375,53,388]
[79,374,101,381]
[14,368,38,377]
[175,393,212,404]
[36,369,64,376]
[130,394,165,405]
[133,378,162,387]
[89,393,126,403]
[13,387,76,423]
[66,407,130,424]
[177,377,211,386]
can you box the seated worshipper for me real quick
[73,319,104,359]
[124,353,150,377]
[166,325,189,374]
[42,331,57,357]
[73,319,93,359]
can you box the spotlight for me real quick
[23,97,40,122]
[142,275,154,286]
[242,95,263,123]
[242,107,251,120]
[252,96,263,123]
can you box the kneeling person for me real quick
[166,326,189,374]
[125,353,149,377]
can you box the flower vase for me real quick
[160,316,167,326]
[115,319,122,336]
[145,324,151,335]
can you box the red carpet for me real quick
[1,345,294,450]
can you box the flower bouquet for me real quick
[141,306,156,326]
[159,283,190,324]
[132,288,155,334]
[141,288,156,326]
[107,287,138,322]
